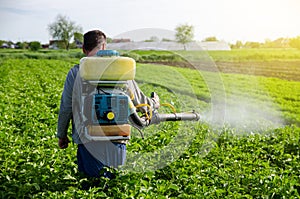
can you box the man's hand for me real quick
[58,137,70,149]
[151,92,160,109]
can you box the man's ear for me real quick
[82,46,89,55]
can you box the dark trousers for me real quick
[77,141,126,178]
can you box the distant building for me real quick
[112,38,131,43]
[0,43,17,49]
[42,44,49,49]
[49,40,65,49]
[1,43,9,48]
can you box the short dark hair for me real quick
[83,30,106,51]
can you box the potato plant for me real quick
[0,55,299,198]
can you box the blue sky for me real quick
[0,0,299,44]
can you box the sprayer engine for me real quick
[92,93,129,125]
[79,50,201,141]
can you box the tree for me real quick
[262,38,290,48]
[29,41,41,51]
[48,15,82,50]
[0,40,6,47]
[73,32,83,43]
[162,38,173,42]
[230,40,243,49]
[16,41,28,49]
[204,36,218,42]
[175,24,194,50]
[73,32,83,48]
[244,41,261,48]
[289,36,300,50]
[106,37,113,43]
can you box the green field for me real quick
[0,49,299,198]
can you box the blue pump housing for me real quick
[92,93,129,125]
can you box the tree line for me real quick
[1,14,300,51]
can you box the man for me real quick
[57,30,159,178]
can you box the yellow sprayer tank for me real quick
[79,56,136,81]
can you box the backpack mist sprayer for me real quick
[79,50,201,141]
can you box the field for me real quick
[0,48,299,198]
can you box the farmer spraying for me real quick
[56,30,160,178]
[57,29,200,179]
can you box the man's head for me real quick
[83,30,107,56]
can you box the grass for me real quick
[125,48,300,81]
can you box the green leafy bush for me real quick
[29,41,41,51]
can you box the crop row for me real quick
[136,63,300,126]
[0,58,299,198]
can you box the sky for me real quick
[0,0,299,44]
